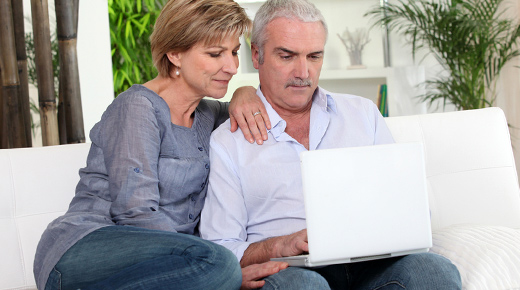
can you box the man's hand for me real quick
[229,86,271,145]
[241,261,289,290]
[240,229,309,267]
[272,229,309,258]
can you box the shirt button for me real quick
[198,147,204,151]
[201,182,205,188]
[134,168,140,173]
[189,214,194,219]
[205,164,209,169]
[191,196,196,202]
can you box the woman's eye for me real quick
[232,51,239,56]
[209,53,221,58]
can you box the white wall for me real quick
[23,0,114,146]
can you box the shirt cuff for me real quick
[216,240,252,262]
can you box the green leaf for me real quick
[125,20,132,41]
[119,46,132,62]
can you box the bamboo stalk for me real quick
[58,72,67,144]
[11,0,32,147]
[0,66,7,149]
[31,0,59,146]
[0,0,28,148]
[55,0,85,144]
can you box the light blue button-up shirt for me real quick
[200,86,395,261]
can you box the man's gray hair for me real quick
[251,0,328,64]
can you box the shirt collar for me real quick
[256,86,337,139]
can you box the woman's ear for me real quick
[166,51,182,68]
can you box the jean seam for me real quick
[50,267,63,290]
[371,281,406,290]
[111,244,223,290]
[262,278,279,290]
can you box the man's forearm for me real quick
[240,236,284,267]
[240,229,308,267]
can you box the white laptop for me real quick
[271,142,432,267]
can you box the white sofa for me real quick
[2,107,520,290]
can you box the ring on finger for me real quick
[253,111,261,117]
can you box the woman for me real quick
[34,1,269,289]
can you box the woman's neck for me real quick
[144,76,201,128]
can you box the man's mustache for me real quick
[285,78,312,88]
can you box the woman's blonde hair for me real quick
[151,0,252,77]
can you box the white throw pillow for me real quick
[431,225,520,290]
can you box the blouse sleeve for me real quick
[99,94,178,231]
[204,100,229,131]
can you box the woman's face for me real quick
[174,36,241,99]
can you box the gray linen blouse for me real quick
[33,85,229,289]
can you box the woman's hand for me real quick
[241,261,289,290]
[229,86,271,145]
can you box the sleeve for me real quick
[369,101,395,145]
[203,99,230,131]
[99,95,178,231]
[214,101,230,130]
[199,127,251,260]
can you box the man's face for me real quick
[252,17,326,115]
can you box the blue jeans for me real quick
[44,226,242,290]
[259,253,461,290]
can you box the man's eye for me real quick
[281,55,292,60]
[232,51,239,56]
[209,53,221,58]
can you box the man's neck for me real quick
[260,87,315,150]
[278,109,311,150]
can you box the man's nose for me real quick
[293,57,310,79]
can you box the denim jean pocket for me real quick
[44,267,62,290]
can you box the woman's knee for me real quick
[210,244,242,287]
[184,239,242,289]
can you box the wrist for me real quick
[268,236,285,258]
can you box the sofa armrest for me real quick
[0,143,91,290]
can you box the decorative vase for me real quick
[337,27,370,69]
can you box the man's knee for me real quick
[261,267,330,290]
[401,253,461,289]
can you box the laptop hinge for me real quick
[350,253,392,263]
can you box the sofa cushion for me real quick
[385,108,520,230]
[431,225,520,290]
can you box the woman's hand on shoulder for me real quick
[229,86,271,145]
[240,261,289,290]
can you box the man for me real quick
[200,0,462,289]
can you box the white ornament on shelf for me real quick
[337,27,371,70]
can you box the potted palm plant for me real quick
[366,0,520,110]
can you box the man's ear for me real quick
[166,51,182,68]
[251,44,260,69]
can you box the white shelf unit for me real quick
[224,0,427,116]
